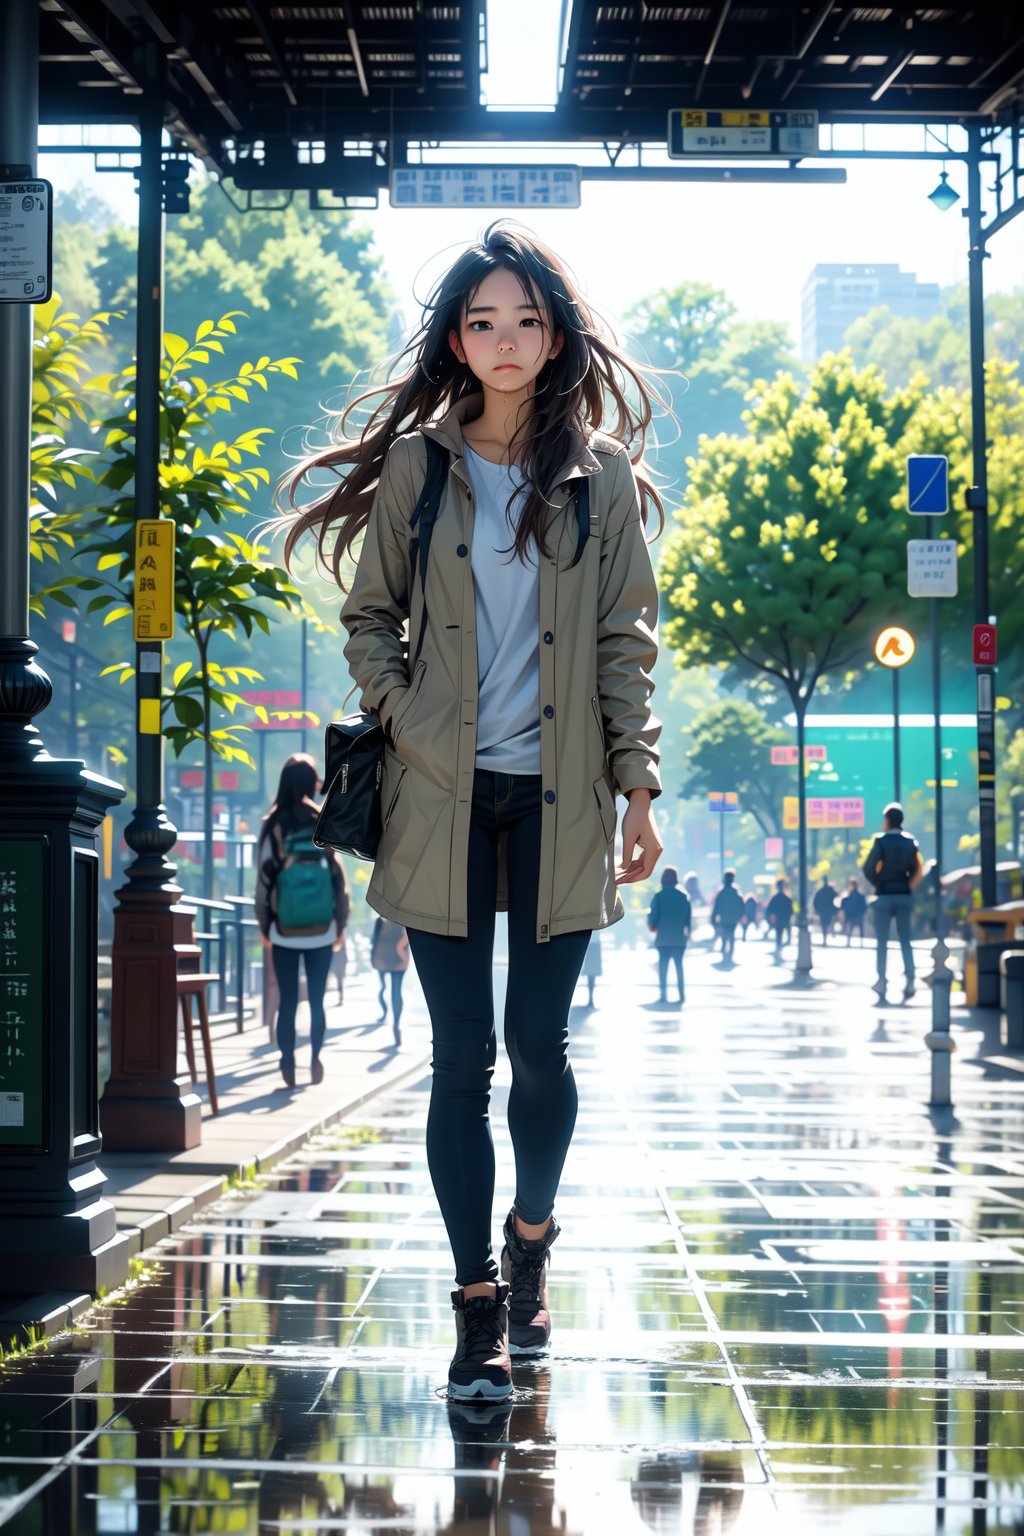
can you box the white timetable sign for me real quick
[0,180,52,303]
[390,166,581,209]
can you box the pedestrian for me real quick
[285,223,664,1400]
[840,877,867,946]
[371,916,409,1046]
[580,931,603,1008]
[647,865,691,1005]
[711,870,746,963]
[764,877,794,959]
[812,875,838,945]
[862,802,923,1004]
[683,870,704,908]
[256,753,349,1088]
[742,891,760,941]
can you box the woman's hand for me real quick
[333,933,346,953]
[616,788,663,885]
[260,933,272,951]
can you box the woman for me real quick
[256,753,349,1088]
[371,915,410,1046]
[285,223,663,1399]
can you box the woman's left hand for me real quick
[616,789,663,885]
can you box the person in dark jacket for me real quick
[812,877,839,945]
[764,878,793,959]
[840,878,867,946]
[862,802,923,1003]
[647,866,691,1005]
[711,870,746,964]
[256,754,350,1088]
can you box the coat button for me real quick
[543,705,554,719]
[457,544,468,558]
[544,790,556,804]
[543,631,554,645]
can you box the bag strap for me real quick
[407,434,449,668]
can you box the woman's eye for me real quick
[521,318,542,328]
[468,321,492,332]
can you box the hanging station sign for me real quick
[667,110,818,158]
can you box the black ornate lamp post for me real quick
[0,0,130,1294]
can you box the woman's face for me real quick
[449,266,563,396]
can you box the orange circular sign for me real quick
[874,627,915,668]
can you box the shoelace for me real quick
[461,1299,504,1360]
[507,1246,547,1306]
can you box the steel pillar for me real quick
[100,69,201,1151]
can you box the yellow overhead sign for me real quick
[874,626,915,668]
[134,520,174,642]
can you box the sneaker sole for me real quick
[448,1376,513,1401]
[509,1340,549,1357]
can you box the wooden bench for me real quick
[177,971,220,1114]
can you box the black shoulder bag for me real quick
[313,436,449,860]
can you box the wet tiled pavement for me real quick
[2,938,1024,1533]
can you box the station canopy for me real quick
[39,3,1024,187]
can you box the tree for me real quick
[842,284,1024,392]
[658,352,962,967]
[625,283,799,500]
[682,700,791,838]
[37,311,319,898]
[92,179,394,490]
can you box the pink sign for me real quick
[765,837,784,860]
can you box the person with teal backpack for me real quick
[256,754,350,1087]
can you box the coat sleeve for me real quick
[340,436,422,726]
[595,447,662,798]
[255,824,277,937]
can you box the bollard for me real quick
[1001,952,1024,1049]
[926,937,955,1108]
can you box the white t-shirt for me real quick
[464,446,542,774]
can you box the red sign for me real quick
[215,770,240,791]
[179,769,204,788]
[243,689,302,709]
[771,746,799,765]
[973,624,997,666]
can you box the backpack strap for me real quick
[569,474,589,569]
[407,434,449,667]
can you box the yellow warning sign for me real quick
[134,520,175,641]
[874,626,915,668]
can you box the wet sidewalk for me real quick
[2,938,1024,1533]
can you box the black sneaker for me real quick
[448,1283,512,1400]
[903,981,916,1002]
[500,1208,559,1356]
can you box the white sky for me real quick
[38,0,1024,350]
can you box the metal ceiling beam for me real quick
[244,0,299,108]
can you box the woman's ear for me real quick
[449,328,466,364]
[548,328,565,361]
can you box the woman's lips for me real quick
[494,364,521,371]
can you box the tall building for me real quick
[801,263,942,361]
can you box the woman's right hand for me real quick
[260,934,272,951]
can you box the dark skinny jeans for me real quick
[407,769,590,1287]
[657,946,685,1001]
[272,944,333,1069]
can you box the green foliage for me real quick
[625,282,799,498]
[29,295,119,576]
[682,700,791,837]
[842,283,1024,391]
[658,352,962,711]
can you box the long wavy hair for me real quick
[264,752,319,835]
[281,222,666,586]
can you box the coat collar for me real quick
[421,395,603,488]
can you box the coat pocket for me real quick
[381,748,407,828]
[389,658,427,745]
[593,775,617,844]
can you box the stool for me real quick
[177,971,220,1113]
[1000,951,1024,1050]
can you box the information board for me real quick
[390,166,581,208]
[784,796,864,831]
[0,179,52,303]
[907,538,958,597]
[134,519,175,640]
[668,110,818,159]
[0,837,46,1148]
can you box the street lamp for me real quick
[928,170,960,213]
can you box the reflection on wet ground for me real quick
[2,943,1024,1533]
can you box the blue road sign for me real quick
[907,454,948,515]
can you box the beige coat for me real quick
[341,398,661,942]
